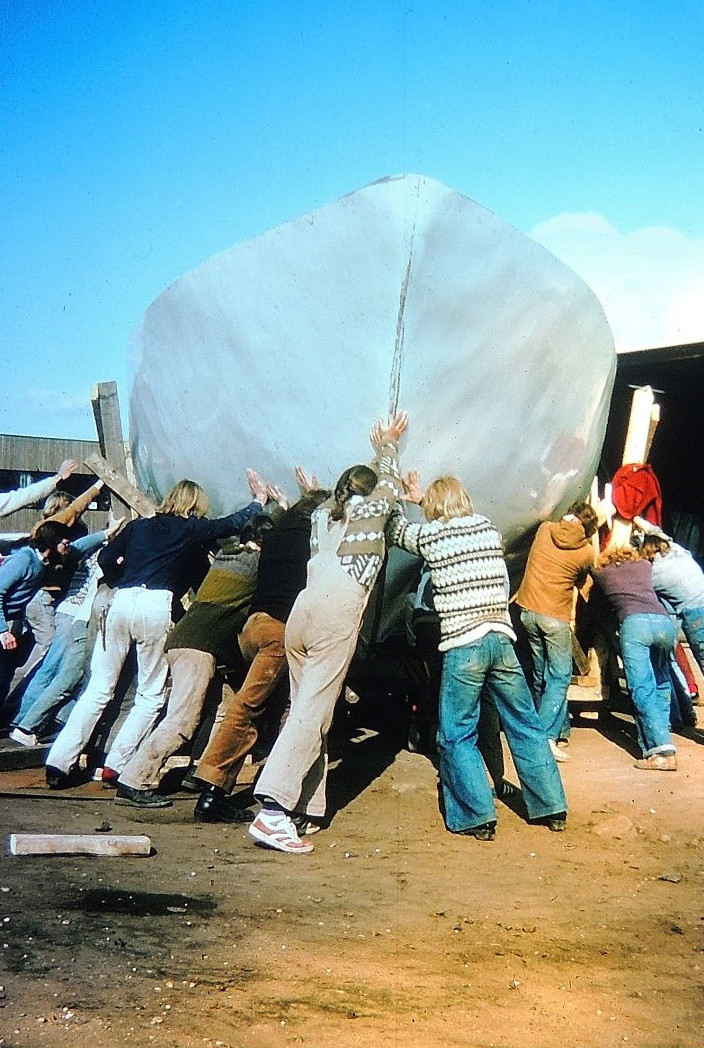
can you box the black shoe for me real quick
[46,762,67,788]
[115,784,173,808]
[194,785,254,823]
[45,763,94,789]
[45,762,86,788]
[534,811,567,832]
[179,766,204,793]
[459,821,496,841]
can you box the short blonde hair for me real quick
[42,491,72,518]
[157,479,210,518]
[421,476,474,522]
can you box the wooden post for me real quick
[644,402,661,463]
[91,381,131,517]
[621,385,655,465]
[84,453,157,518]
[606,385,660,549]
[9,833,152,857]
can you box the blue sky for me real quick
[2,0,703,440]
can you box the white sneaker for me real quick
[549,738,571,762]
[9,727,38,747]
[248,810,314,854]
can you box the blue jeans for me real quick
[681,606,704,675]
[620,613,676,756]
[438,632,567,832]
[14,614,89,734]
[519,609,573,741]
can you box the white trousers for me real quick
[119,648,216,790]
[47,587,172,774]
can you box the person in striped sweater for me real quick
[387,472,567,841]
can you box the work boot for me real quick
[115,784,173,808]
[459,821,496,841]
[194,784,254,823]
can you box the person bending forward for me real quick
[388,473,567,841]
[248,412,408,855]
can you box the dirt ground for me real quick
[1,701,704,1048]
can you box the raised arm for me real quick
[294,466,320,493]
[46,480,105,527]
[365,411,409,507]
[0,458,76,519]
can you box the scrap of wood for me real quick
[571,674,599,688]
[84,452,156,518]
[9,833,152,857]
[571,632,590,676]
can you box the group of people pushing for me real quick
[2,412,700,853]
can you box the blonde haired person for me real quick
[156,479,211,517]
[46,471,270,788]
[420,475,475,520]
[387,472,567,840]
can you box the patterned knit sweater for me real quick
[310,438,402,590]
[387,508,513,651]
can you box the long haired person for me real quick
[249,412,408,854]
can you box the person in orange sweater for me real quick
[512,501,599,760]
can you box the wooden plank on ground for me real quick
[9,833,152,857]
[84,452,157,518]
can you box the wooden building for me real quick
[601,340,704,566]
[0,433,111,543]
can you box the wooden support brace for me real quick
[84,453,156,518]
[622,385,655,466]
[571,632,590,677]
[9,833,152,857]
[606,385,661,550]
[91,381,131,517]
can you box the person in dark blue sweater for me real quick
[45,474,270,787]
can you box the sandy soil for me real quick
[1,705,704,1048]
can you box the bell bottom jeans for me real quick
[619,613,676,757]
[15,613,89,734]
[438,631,567,833]
[519,609,573,742]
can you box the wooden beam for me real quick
[607,385,660,549]
[644,402,661,463]
[91,381,130,516]
[9,833,152,857]
[84,452,157,518]
[571,632,590,676]
[622,385,655,465]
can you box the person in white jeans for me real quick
[45,473,270,787]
